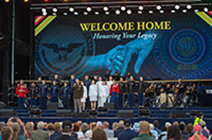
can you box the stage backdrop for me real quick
[34,11,212,80]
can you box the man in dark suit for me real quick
[114,120,125,137]
[54,120,77,140]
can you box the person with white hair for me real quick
[98,81,109,107]
[31,121,49,140]
[165,122,171,128]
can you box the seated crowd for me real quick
[0,115,210,140]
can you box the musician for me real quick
[127,76,136,107]
[39,80,49,109]
[16,80,28,109]
[61,82,70,109]
[166,84,175,107]
[99,81,108,107]
[159,88,166,104]
[144,84,155,107]
[81,82,87,111]
[71,79,83,112]
[83,75,91,107]
[119,77,126,107]
[153,83,160,96]
[52,74,62,88]
[175,79,185,105]
[68,74,76,107]
[29,83,38,107]
[89,80,98,110]
[109,79,119,108]
[136,76,145,107]
[184,85,191,106]
[190,84,198,103]
[96,77,103,107]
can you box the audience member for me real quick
[0,122,5,140]
[85,122,96,139]
[81,123,89,134]
[133,122,140,133]
[173,121,179,126]
[73,123,84,139]
[185,123,193,136]
[53,120,77,140]
[77,121,82,126]
[33,122,38,131]
[1,127,13,140]
[199,121,210,139]
[132,121,155,140]
[92,128,107,140]
[24,122,34,140]
[150,123,158,138]
[165,122,171,129]
[158,126,167,140]
[118,119,138,140]
[112,122,119,131]
[31,121,49,140]
[103,121,114,138]
[96,121,103,128]
[153,120,161,134]
[179,123,190,140]
[47,123,54,136]
[167,125,182,140]
[194,113,203,126]
[114,120,125,137]
[188,124,207,140]
[11,123,24,140]
[50,122,62,140]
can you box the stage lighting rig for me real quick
[127,9,132,14]
[175,4,180,10]
[204,7,208,12]
[52,7,57,12]
[186,4,192,9]
[69,7,74,12]
[138,5,144,10]
[103,6,109,11]
[86,7,92,12]
[115,10,120,15]
[121,6,126,11]
[156,5,162,10]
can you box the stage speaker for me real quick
[190,110,202,116]
[160,103,167,110]
[170,112,186,118]
[47,103,58,110]
[56,110,72,117]
[98,107,108,112]
[138,108,151,116]
[89,110,98,116]
[104,103,115,110]
[0,109,17,117]
[0,102,7,109]
[117,110,133,118]
[73,112,89,118]
[29,107,42,115]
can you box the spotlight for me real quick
[115,10,120,15]
[52,8,57,12]
[103,6,108,11]
[87,7,92,12]
[24,0,28,2]
[105,11,110,15]
[194,9,199,12]
[138,5,144,10]
[41,8,46,12]
[95,11,99,15]
[159,10,164,14]
[138,11,142,14]
[84,12,88,15]
[63,12,68,16]
[175,5,180,10]
[127,9,132,14]
[74,12,78,15]
[121,6,126,11]
[204,7,208,12]
[43,12,47,16]
[182,9,187,13]
[171,10,176,13]
[186,4,192,10]
[69,7,74,12]
[149,10,153,14]
[156,5,162,10]
[5,0,10,2]
[53,13,57,16]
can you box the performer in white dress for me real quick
[107,76,113,102]
[98,81,108,107]
[96,76,103,107]
[89,80,98,110]
[81,82,87,111]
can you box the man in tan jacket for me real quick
[31,121,49,140]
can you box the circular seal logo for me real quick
[35,17,95,78]
[169,29,205,65]
[154,15,212,79]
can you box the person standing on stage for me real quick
[68,74,76,107]
[99,81,109,107]
[39,80,49,109]
[89,80,98,110]
[50,81,59,103]
[29,82,38,107]
[110,79,119,108]
[81,82,87,111]
[137,76,145,107]
[37,77,42,106]
[52,74,62,88]
[107,76,113,102]
[16,80,28,109]
[127,76,136,107]
[166,84,175,107]
[119,77,126,108]
[71,79,83,112]
[104,70,110,81]
[61,82,70,109]
[83,75,91,107]
[96,76,103,107]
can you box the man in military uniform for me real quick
[16,80,28,109]
[39,80,49,109]
[127,76,136,107]
[68,74,76,107]
[29,82,38,107]
[83,75,91,107]
[61,82,70,109]
[136,76,146,107]
[118,77,126,108]
[71,79,84,112]
[50,81,59,103]
[52,74,62,88]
